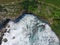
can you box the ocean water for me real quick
[0,19,10,29]
[1,14,59,45]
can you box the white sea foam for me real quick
[1,14,59,45]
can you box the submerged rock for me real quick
[1,14,59,45]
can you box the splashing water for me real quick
[1,14,59,45]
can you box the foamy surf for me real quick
[1,14,59,45]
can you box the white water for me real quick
[1,14,59,45]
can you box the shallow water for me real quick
[1,14,59,45]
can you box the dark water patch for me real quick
[14,14,26,23]
[2,19,10,26]
[0,19,10,30]
[0,23,3,30]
